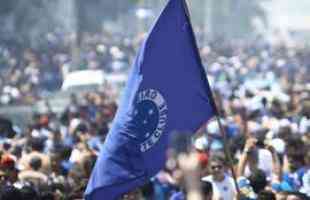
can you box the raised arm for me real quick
[237,138,257,177]
[266,145,282,182]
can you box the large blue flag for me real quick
[85,0,216,199]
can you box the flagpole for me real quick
[182,0,241,196]
[215,114,241,196]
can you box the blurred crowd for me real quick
[0,31,139,105]
[145,36,310,200]
[0,28,309,200]
[146,36,310,200]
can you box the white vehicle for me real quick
[61,70,106,92]
[61,69,128,92]
[35,70,128,114]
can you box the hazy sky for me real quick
[263,0,310,30]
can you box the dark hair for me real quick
[286,137,304,149]
[286,137,306,169]
[248,169,267,194]
[230,135,246,154]
[201,180,213,196]
[257,190,276,200]
[29,156,42,170]
[3,142,11,151]
[75,122,88,134]
[0,185,22,200]
[29,137,45,152]
[209,152,226,166]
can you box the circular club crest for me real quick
[133,89,168,152]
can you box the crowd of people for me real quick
[153,36,310,199]
[149,36,310,200]
[0,28,309,200]
[0,30,138,105]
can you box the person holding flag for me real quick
[85,0,228,199]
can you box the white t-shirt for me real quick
[202,174,237,200]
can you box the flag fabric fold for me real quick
[85,0,216,199]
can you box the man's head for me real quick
[29,138,45,152]
[208,153,226,181]
[0,154,15,171]
[286,137,305,171]
[29,156,42,171]
[0,154,18,183]
[248,169,267,194]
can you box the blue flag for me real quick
[85,0,216,199]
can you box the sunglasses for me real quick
[211,165,223,170]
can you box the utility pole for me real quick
[71,0,82,72]
[205,0,213,41]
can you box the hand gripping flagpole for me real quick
[182,0,241,197]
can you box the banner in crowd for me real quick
[85,0,216,199]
